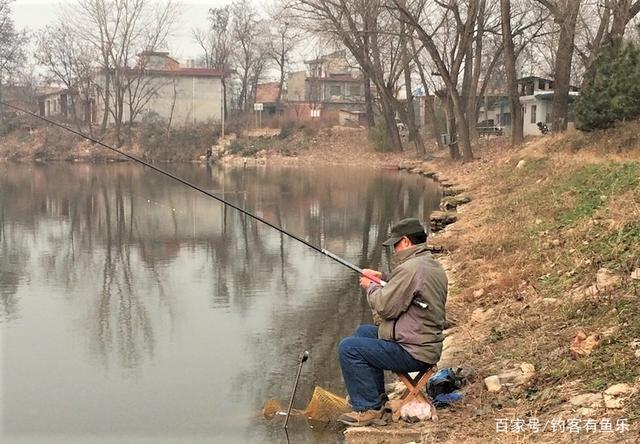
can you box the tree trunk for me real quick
[222,78,228,119]
[609,0,633,48]
[467,0,485,141]
[444,95,461,160]
[451,91,473,161]
[276,54,285,104]
[363,75,375,127]
[379,91,403,151]
[551,0,581,133]
[461,42,475,140]
[412,48,444,148]
[401,38,426,157]
[101,70,110,134]
[501,0,524,145]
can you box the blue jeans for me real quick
[338,324,430,411]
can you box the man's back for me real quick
[367,244,448,365]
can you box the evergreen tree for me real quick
[575,41,640,131]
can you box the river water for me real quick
[0,163,441,444]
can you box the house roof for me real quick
[255,82,281,103]
[517,76,553,83]
[304,50,346,65]
[139,51,180,65]
[305,74,363,83]
[99,67,224,78]
[36,87,72,98]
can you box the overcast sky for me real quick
[13,0,238,60]
[11,0,315,80]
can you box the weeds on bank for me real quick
[455,150,640,411]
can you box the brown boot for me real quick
[339,408,386,427]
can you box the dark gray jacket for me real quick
[366,244,448,364]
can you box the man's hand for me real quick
[360,269,382,289]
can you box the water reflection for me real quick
[0,162,440,442]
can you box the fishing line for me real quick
[0,101,389,287]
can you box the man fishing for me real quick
[338,217,448,426]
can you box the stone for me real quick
[570,331,600,357]
[631,268,640,280]
[605,383,634,397]
[552,239,561,247]
[516,159,526,169]
[495,363,536,387]
[430,211,458,232]
[596,268,621,289]
[484,375,502,392]
[542,298,560,305]
[441,195,472,210]
[569,393,603,408]
[603,384,634,409]
[471,307,494,324]
[473,288,485,298]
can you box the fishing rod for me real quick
[0,101,393,288]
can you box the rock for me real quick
[471,307,494,323]
[603,384,634,409]
[429,211,458,232]
[569,393,603,409]
[596,268,621,289]
[473,288,485,298]
[542,298,560,305]
[495,363,536,387]
[551,239,561,247]
[441,195,472,210]
[604,383,634,397]
[535,218,543,225]
[631,268,640,280]
[570,331,600,357]
[516,159,526,169]
[484,375,502,392]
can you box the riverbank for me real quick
[0,119,415,164]
[354,122,640,443]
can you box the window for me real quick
[329,84,341,97]
[349,83,361,97]
[530,105,537,124]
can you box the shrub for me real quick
[139,112,220,161]
[279,120,296,139]
[575,42,640,131]
[368,121,391,152]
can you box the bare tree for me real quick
[193,6,233,117]
[72,0,178,146]
[534,0,582,132]
[393,0,479,161]
[35,23,96,129]
[0,0,28,119]
[232,0,263,112]
[501,0,523,144]
[268,7,301,105]
[291,0,407,151]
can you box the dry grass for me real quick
[420,123,640,443]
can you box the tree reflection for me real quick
[0,162,441,406]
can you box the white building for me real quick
[477,77,580,136]
[95,52,224,127]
